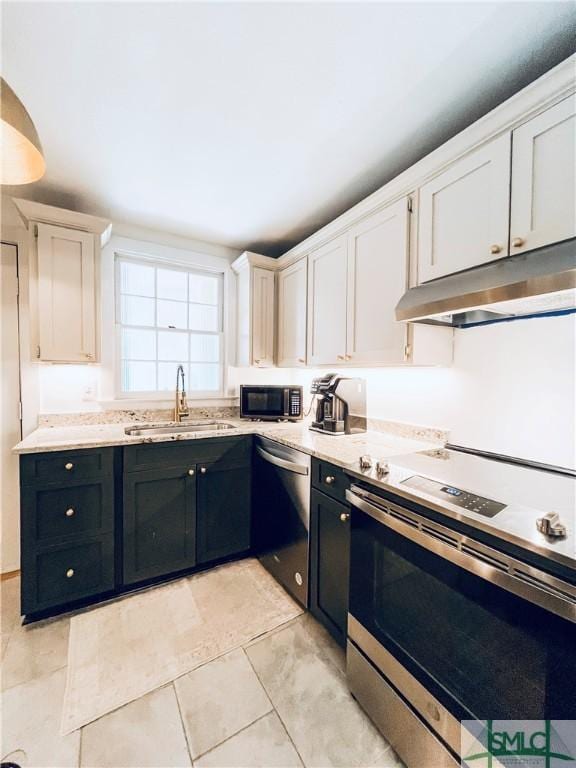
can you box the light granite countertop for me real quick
[13,418,444,474]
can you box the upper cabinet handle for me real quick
[512,237,525,248]
[490,244,502,255]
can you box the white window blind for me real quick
[115,256,224,396]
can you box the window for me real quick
[115,256,224,397]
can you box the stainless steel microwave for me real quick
[240,385,303,421]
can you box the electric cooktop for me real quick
[348,445,576,571]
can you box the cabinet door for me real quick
[277,258,307,367]
[251,267,275,367]
[510,95,576,254]
[196,461,251,564]
[36,223,97,361]
[346,200,409,364]
[418,134,511,282]
[123,466,196,585]
[310,489,350,647]
[307,234,348,365]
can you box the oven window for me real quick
[243,389,284,416]
[349,510,576,720]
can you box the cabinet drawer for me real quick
[124,436,251,473]
[22,480,114,545]
[22,535,114,614]
[312,459,350,504]
[20,448,114,486]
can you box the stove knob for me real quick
[359,455,373,471]
[536,512,567,539]
[375,460,390,478]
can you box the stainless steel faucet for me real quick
[174,364,190,422]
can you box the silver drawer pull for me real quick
[65,508,75,517]
[66,568,75,578]
[65,462,74,470]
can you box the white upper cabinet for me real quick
[251,267,275,367]
[12,198,111,364]
[346,199,409,365]
[510,95,576,254]
[307,235,348,366]
[36,223,97,362]
[232,252,276,367]
[277,257,307,367]
[417,134,511,283]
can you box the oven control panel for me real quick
[401,475,506,517]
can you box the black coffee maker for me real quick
[310,373,367,435]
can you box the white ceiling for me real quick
[2,2,575,256]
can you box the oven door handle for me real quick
[346,487,576,623]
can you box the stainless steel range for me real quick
[345,446,576,768]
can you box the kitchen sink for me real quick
[124,421,236,437]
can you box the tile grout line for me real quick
[170,681,195,768]
[242,644,308,768]
[191,711,273,762]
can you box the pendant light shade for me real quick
[0,77,45,185]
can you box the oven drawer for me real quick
[312,459,350,504]
[347,641,459,768]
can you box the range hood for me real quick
[396,238,576,328]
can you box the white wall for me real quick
[289,313,576,469]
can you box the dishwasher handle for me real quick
[256,445,309,475]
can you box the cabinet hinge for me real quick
[407,198,413,213]
[18,402,23,421]
[36,345,41,359]
[404,344,412,361]
[33,223,38,238]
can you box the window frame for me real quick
[114,253,226,400]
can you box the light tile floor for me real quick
[0,572,402,768]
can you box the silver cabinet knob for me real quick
[324,476,335,485]
[359,455,373,470]
[298,358,305,364]
[65,462,74,471]
[200,467,207,474]
[65,508,75,517]
[188,469,195,476]
[66,568,74,578]
[340,512,350,523]
[490,244,502,255]
[336,354,345,360]
[512,237,525,248]
[254,359,262,365]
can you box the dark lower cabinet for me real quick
[197,462,251,564]
[123,466,197,585]
[20,447,116,617]
[20,435,253,618]
[310,488,351,647]
[122,436,252,587]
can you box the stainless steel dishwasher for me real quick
[252,436,311,607]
